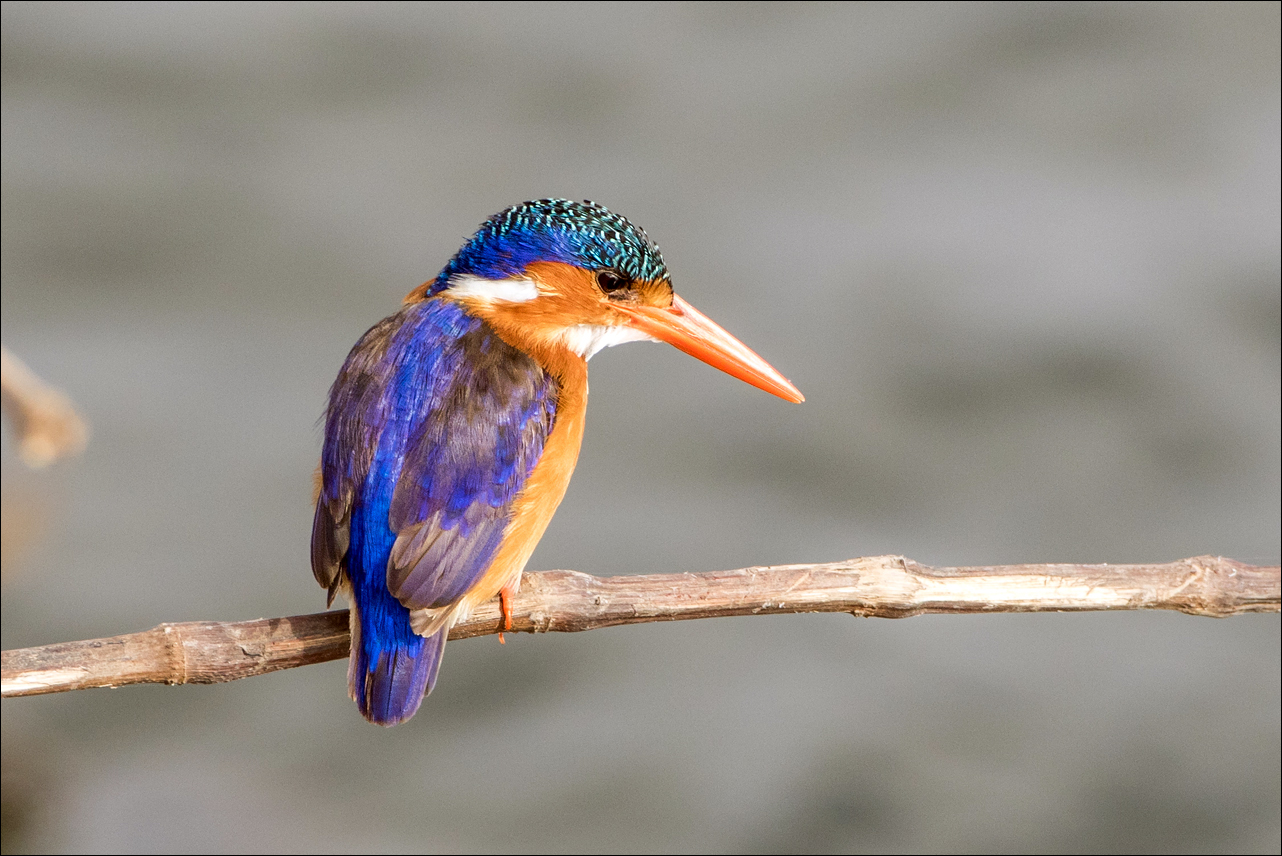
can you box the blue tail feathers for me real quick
[344,490,449,726]
[348,566,448,725]
[352,621,447,726]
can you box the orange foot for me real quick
[498,583,516,644]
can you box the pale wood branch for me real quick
[2,555,1276,698]
[0,344,89,468]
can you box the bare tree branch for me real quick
[0,344,90,468]
[2,555,1277,698]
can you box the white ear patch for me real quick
[447,274,539,303]
[558,324,657,360]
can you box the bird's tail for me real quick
[348,605,447,726]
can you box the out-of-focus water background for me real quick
[2,3,1278,852]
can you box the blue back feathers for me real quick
[430,198,670,291]
[313,297,556,724]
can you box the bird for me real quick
[311,199,803,725]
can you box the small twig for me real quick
[2,555,1276,698]
[0,345,90,468]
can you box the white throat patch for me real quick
[558,324,657,360]
[447,273,539,303]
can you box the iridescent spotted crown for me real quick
[432,199,669,294]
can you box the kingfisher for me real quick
[311,199,803,725]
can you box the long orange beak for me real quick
[613,294,804,403]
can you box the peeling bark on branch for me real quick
[2,555,1277,698]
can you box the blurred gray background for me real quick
[2,2,1278,853]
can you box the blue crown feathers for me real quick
[431,199,669,294]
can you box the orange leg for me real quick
[497,578,520,644]
[499,578,519,631]
[498,588,511,644]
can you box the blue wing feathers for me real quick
[312,298,556,724]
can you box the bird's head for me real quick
[412,199,803,403]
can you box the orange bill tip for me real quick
[614,294,804,403]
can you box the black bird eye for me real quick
[596,270,631,294]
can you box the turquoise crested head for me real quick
[430,199,670,294]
